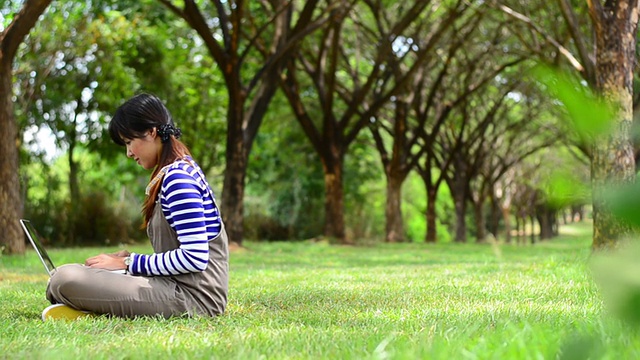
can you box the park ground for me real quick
[1,221,640,359]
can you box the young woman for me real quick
[43,93,229,320]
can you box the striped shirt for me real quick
[129,157,222,276]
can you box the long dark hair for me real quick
[109,93,191,226]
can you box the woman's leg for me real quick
[46,264,200,318]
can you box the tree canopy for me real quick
[2,0,629,253]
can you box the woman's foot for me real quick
[42,304,94,321]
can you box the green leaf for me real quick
[532,65,614,141]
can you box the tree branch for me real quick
[491,2,585,73]
[556,0,595,84]
[1,0,52,65]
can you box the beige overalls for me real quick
[46,204,229,318]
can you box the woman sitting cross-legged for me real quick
[43,93,229,320]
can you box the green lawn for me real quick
[1,221,638,359]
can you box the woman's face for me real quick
[124,130,161,170]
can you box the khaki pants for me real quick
[46,264,202,318]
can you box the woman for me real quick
[43,93,229,320]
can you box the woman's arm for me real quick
[128,166,213,276]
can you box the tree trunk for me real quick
[425,185,438,243]
[418,156,440,243]
[473,200,486,243]
[382,100,410,243]
[220,69,280,246]
[536,209,545,240]
[450,170,468,242]
[0,62,23,254]
[502,206,512,244]
[0,0,53,254]
[221,99,247,246]
[221,155,246,246]
[68,151,80,203]
[530,215,536,244]
[67,139,80,245]
[588,1,639,250]
[453,191,467,243]
[536,206,553,240]
[489,196,501,238]
[447,154,469,243]
[385,175,404,243]
[322,160,347,243]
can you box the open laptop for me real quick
[19,219,126,276]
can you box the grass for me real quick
[1,221,639,359]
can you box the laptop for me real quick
[20,219,57,276]
[19,219,126,276]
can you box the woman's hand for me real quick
[85,254,127,270]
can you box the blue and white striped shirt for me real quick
[129,157,222,276]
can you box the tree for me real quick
[281,0,470,243]
[0,0,52,254]
[586,1,638,249]
[468,82,559,242]
[368,2,476,243]
[410,12,524,243]
[440,81,522,243]
[492,0,639,249]
[157,0,332,246]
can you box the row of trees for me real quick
[497,0,640,250]
[1,0,636,253]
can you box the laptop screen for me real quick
[19,219,56,275]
